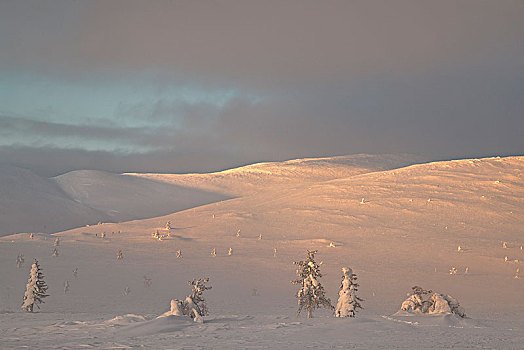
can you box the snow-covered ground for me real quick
[1,154,523,349]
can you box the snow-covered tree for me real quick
[16,253,24,268]
[160,278,212,323]
[187,278,212,318]
[143,275,152,287]
[21,259,49,312]
[292,250,333,318]
[400,285,465,317]
[334,267,363,317]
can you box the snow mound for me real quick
[115,315,195,337]
[386,313,479,329]
[104,314,148,326]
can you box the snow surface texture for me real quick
[1,154,523,348]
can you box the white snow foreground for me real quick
[398,286,466,317]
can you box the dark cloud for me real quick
[2,60,523,177]
[2,0,523,89]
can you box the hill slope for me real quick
[0,165,109,236]
[1,155,522,349]
[128,153,426,196]
[54,170,228,222]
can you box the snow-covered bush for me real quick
[143,275,152,287]
[16,253,24,268]
[160,278,212,323]
[21,259,49,312]
[292,250,333,318]
[334,267,363,317]
[400,286,465,317]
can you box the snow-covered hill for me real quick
[0,165,109,236]
[1,155,522,349]
[54,170,228,222]
[127,153,426,196]
[0,167,227,237]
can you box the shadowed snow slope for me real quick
[0,167,227,237]
[0,165,109,236]
[54,170,228,222]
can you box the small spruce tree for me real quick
[334,267,363,317]
[21,259,49,312]
[292,250,333,318]
[187,278,212,318]
[16,253,25,268]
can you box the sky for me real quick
[1,0,523,176]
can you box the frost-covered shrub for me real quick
[21,259,49,312]
[400,286,465,317]
[16,253,24,268]
[161,278,212,323]
[292,250,333,318]
[334,267,363,317]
